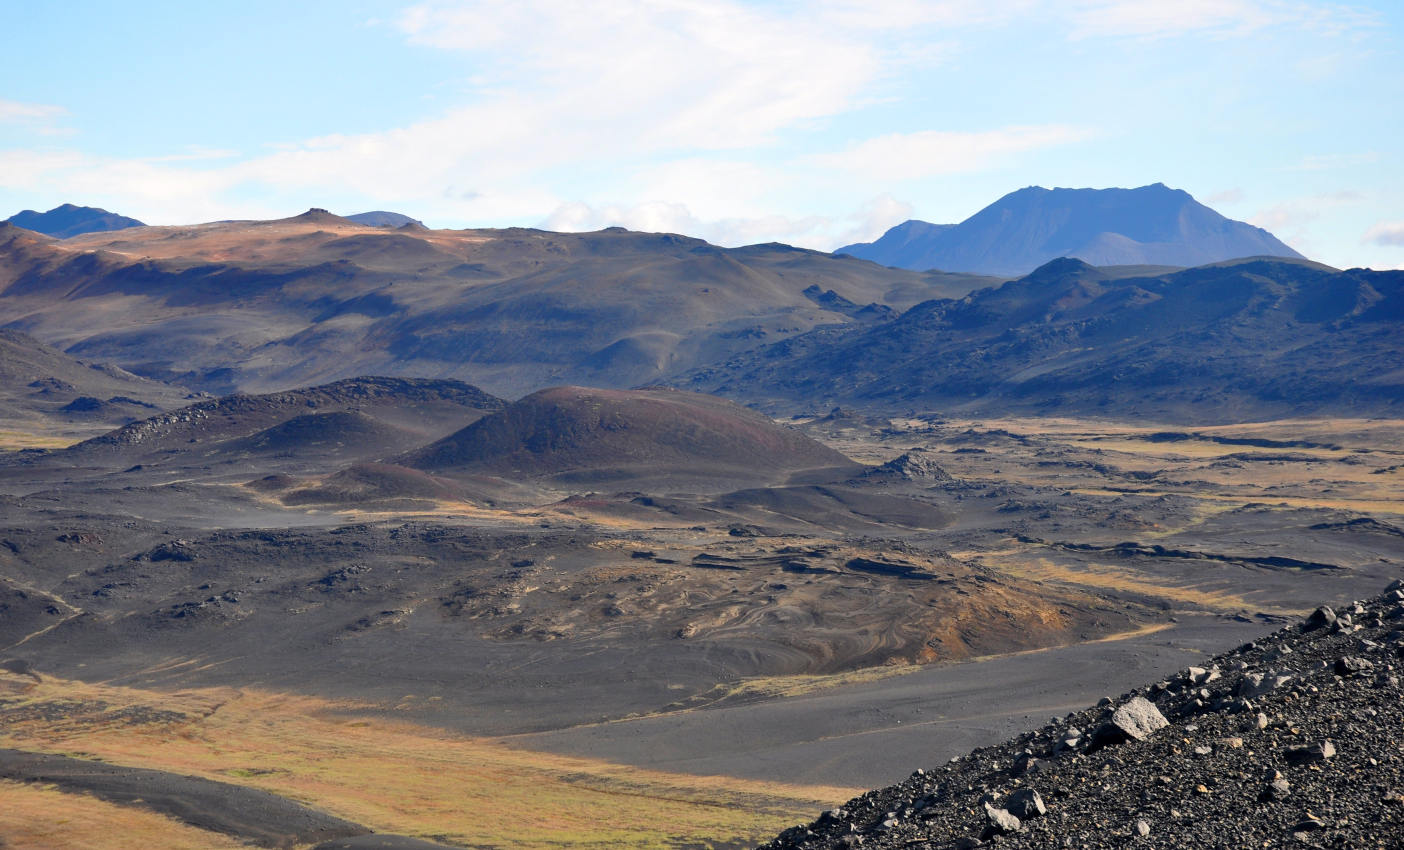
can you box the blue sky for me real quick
[2,0,1401,269]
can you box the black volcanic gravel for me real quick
[759,580,1404,849]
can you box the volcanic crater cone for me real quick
[404,386,857,487]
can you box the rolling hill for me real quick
[345,211,425,227]
[0,213,993,398]
[837,184,1302,276]
[405,385,858,488]
[676,256,1404,421]
[48,375,506,473]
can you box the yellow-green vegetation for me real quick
[0,673,855,849]
[0,779,249,850]
[966,550,1303,617]
[0,427,77,451]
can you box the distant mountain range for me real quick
[5,204,145,239]
[0,211,989,398]
[837,184,1303,276]
[676,255,1404,421]
[4,194,1396,422]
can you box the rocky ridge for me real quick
[759,581,1404,849]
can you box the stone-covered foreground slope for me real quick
[759,581,1404,849]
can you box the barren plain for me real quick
[2,393,1400,848]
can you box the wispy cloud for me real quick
[0,0,1381,253]
[540,192,913,251]
[1364,221,1404,247]
[1251,189,1363,230]
[1066,0,1379,40]
[0,0,1063,236]
[1290,152,1380,171]
[808,125,1093,181]
[1207,187,1244,205]
[397,0,880,152]
[0,99,66,122]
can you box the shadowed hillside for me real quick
[0,326,193,445]
[0,215,992,398]
[405,385,857,487]
[677,256,1404,421]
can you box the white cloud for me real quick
[15,0,1370,236]
[1364,221,1404,247]
[1291,152,1379,171]
[541,198,830,247]
[1251,190,1361,232]
[0,99,66,122]
[1207,187,1244,205]
[397,0,880,151]
[808,125,1092,181]
[835,194,917,246]
[1250,190,1365,256]
[540,192,918,252]
[1066,0,1378,40]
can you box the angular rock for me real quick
[1011,751,1043,777]
[1090,696,1169,749]
[983,802,1021,835]
[1335,655,1371,676]
[1285,741,1336,765]
[1260,778,1291,801]
[1007,788,1046,820]
[1185,666,1220,685]
[1304,606,1337,630]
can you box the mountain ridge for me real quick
[674,255,1404,422]
[0,216,992,398]
[5,204,145,239]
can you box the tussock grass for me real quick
[0,675,854,849]
[0,780,248,849]
[968,551,1300,616]
[0,427,78,450]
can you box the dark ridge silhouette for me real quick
[5,203,145,239]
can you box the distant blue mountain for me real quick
[345,211,424,228]
[6,204,145,239]
[836,184,1303,276]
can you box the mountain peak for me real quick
[282,208,355,226]
[1025,256,1100,279]
[837,184,1302,276]
[5,204,145,239]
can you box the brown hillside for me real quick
[405,386,856,486]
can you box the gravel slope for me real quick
[759,580,1404,849]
